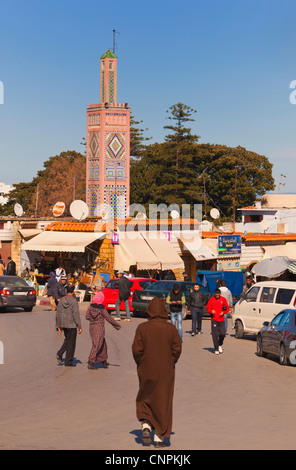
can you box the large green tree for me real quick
[130,103,275,220]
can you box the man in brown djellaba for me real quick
[132,297,182,448]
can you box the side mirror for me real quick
[263,321,270,327]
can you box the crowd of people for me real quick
[50,264,246,448]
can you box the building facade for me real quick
[86,49,130,219]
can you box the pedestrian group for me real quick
[53,267,234,448]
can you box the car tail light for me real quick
[0,289,11,295]
[28,290,36,296]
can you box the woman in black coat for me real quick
[47,272,57,311]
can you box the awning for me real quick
[252,256,292,278]
[179,235,218,260]
[114,236,161,271]
[263,243,296,260]
[21,231,105,253]
[144,235,184,270]
[19,229,42,240]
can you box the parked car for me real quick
[257,309,296,366]
[102,277,156,312]
[131,280,211,319]
[0,275,37,312]
[232,281,296,338]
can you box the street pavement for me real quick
[0,301,296,451]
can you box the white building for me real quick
[0,182,12,205]
[236,194,296,234]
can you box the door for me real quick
[264,311,286,353]
[255,286,278,330]
[236,286,261,330]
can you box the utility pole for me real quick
[35,184,39,218]
[232,165,239,232]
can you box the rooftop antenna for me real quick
[278,174,287,193]
[113,29,119,55]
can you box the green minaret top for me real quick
[100,49,117,59]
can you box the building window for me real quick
[244,214,263,223]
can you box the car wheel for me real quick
[257,334,267,357]
[24,307,33,312]
[235,320,244,339]
[279,343,289,366]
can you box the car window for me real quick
[139,280,154,289]
[271,312,284,327]
[0,277,28,287]
[147,282,171,292]
[245,286,260,302]
[280,311,291,327]
[105,280,119,289]
[181,283,195,293]
[275,288,295,305]
[260,287,276,303]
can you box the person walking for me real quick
[0,258,5,276]
[166,284,185,339]
[187,283,207,336]
[47,272,57,311]
[115,271,133,321]
[219,280,233,333]
[207,289,229,355]
[85,291,121,370]
[132,297,182,448]
[6,257,16,276]
[54,275,68,306]
[56,285,82,367]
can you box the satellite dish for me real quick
[171,210,180,219]
[70,200,89,221]
[52,201,65,217]
[14,203,23,217]
[210,208,220,219]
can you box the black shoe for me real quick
[56,354,63,365]
[88,362,96,370]
[65,364,76,367]
[154,441,166,448]
[142,428,152,446]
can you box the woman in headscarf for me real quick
[132,297,182,448]
[86,291,121,370]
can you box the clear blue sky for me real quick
[1,0,296,194]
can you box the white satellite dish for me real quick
[210,208,220,219]
[70,200,89,221]
[14,203,23,217]
[171,210,180,219]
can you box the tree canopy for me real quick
[0,102,275,222]
[130,103,275,220]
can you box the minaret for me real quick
[86,49,130,219]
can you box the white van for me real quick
[232,281,296,338]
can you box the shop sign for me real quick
[218,234,241,256]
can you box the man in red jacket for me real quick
[207,289,229,355]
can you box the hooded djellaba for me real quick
[85,291,121,370]
[132,297,182,447]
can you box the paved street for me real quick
[0,301,296,450]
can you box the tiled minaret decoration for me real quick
[86,49,130,218]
